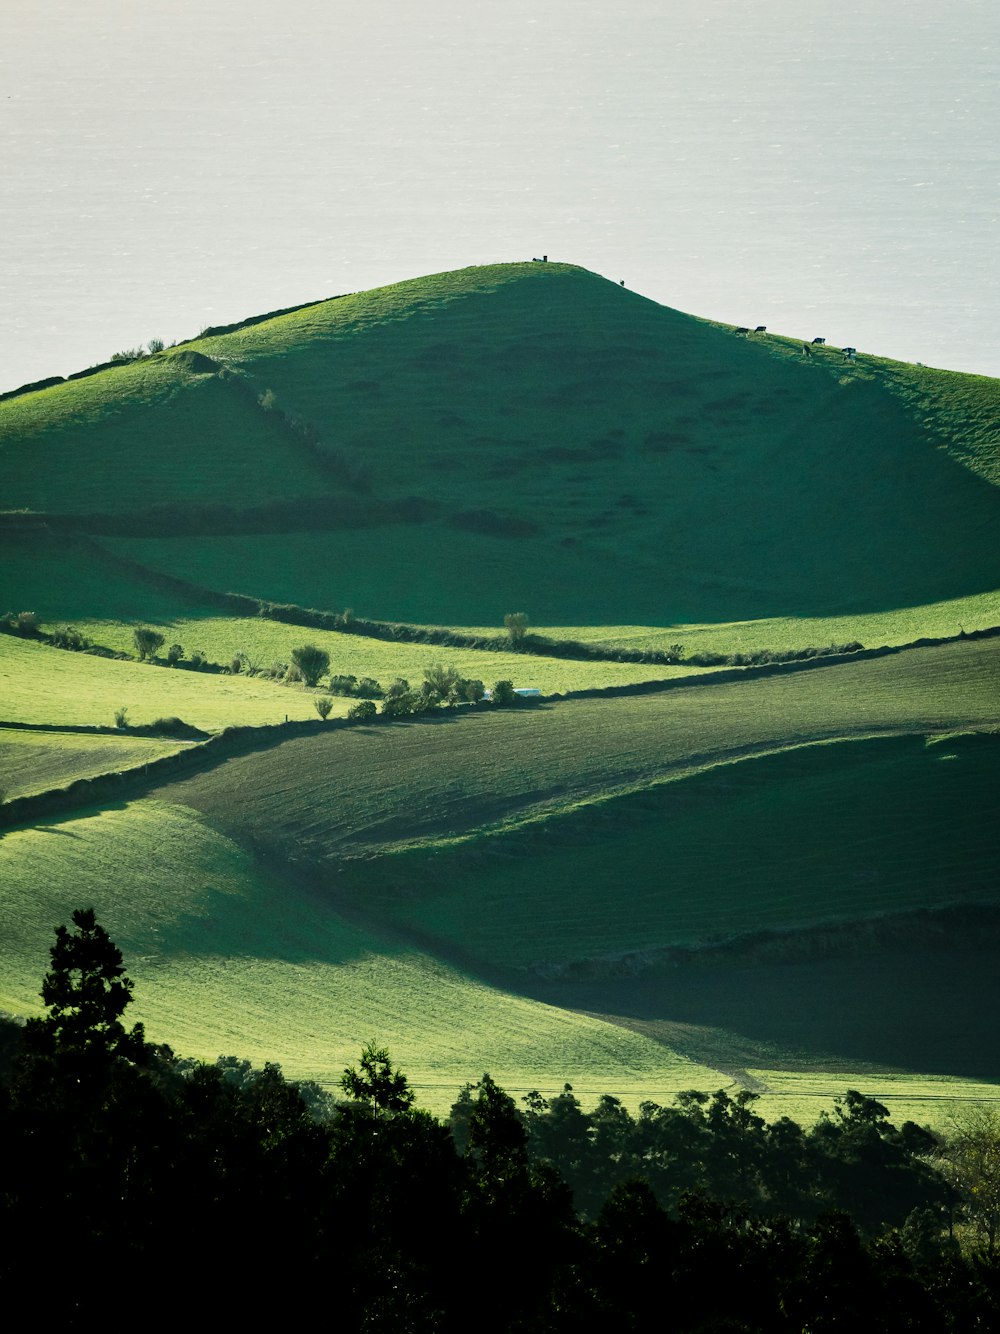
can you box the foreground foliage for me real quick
[3,913,1000,1327]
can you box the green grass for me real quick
[0,530,212,623]
[0,727,193,799]
[0,354,332,514]
[527,590,1000,655]
[0,633,331,730]
[0,797,724,1115]
[340,732,1000,971]
[2,796,997,1124]
[154,637,1000,860]
[68,615,708,695]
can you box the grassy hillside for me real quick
[0,798,722,1112]
[0,352,333,514]
[0,633,328,729]
[4,262,999,627]
[0,727,193,799]
[66,615,708,695]
[341,732,1000,973]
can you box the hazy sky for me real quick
[2,0,997,391]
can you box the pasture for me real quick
[154,637,1000,859]
[2,261,998,1125]
[0,727,192,800]
[348,731,1000,971]
[69,614,705,695]
[0,633,330,730]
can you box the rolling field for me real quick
[2,261,999,1125]
[4,262,997,627]
[528,590,1000,656]
[0,727,193,799]
[0,798,723,1114]
[154,637,1000,859]
[0,633,331,730]
[345,732,1000,972]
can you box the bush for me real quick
[463,678,485,704]
[381,690,423,718]
[51,626,91,651]
[356,676,384,699]
[166,643,185,666]
[188,650,208,670]
[148,716,189,735]
[133,627,165,661]
[291,644,330,688]
[490,679,516,706]
[314,695,333,720]
[329,674,359,696]
[147,338,165,355]
[504,612,529,645]
[114,706,130,729]
[14,611,38,636]
[348,699,378,722]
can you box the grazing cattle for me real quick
[801,343,812,357]
[755,325,767,334]
[811,336,826,345]
[842,346,857,360]
[734,326,749,337]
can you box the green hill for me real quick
[3,262,999,626]
[1,261,999,1122]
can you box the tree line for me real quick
[2,911,1000,1328]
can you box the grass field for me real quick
[2,261,999,1126]
[0,797,726,1114]
[527,590,1000,655]
[0,530,212,624]
[0,727,193,800]
[68,615,707,695]
[154,637,1000,859]
[339,732,1000,971]
[2,796,998,1125]
[0,353,331,514]
[0,633,331,730]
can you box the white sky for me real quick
[2,0,997,390]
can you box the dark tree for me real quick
[26,906,145,1064]
[341,1041,415,1119]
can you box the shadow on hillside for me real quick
[537,946,1000,1081]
